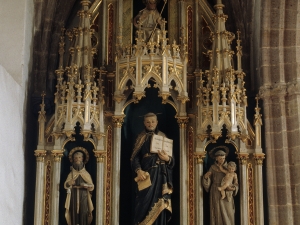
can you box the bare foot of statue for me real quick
[218,187,226,199]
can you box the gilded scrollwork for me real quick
[253,153,265,165]
[158,91,171,104]
[120,66,135,81]
[112,115,125,128]
[176,116,189,128]
[194,152,206,164]
[94,150,106,163]
[51,150,64,162]
[34,150,47,162]
[237,153,249,165]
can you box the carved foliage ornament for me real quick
[112,115,125,128]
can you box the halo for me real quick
[68,147,89,164]
[139,112,162,118]
[142,0,161,5]
[208,145,229,159]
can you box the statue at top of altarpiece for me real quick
[64,150,94,225]
[202,148,239,225]
[133,0,164,43]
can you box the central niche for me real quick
[119,84,180,225]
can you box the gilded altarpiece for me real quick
[32,1,265,225]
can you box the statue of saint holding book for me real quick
[130,112,174,225]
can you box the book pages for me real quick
[150,134,173,157]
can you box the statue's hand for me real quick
[204,172,212,179]
[226,185,235,191]
[68,179,75,186]
[137,169,147,181]
[157,150,170,162]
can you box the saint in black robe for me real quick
[131,129,174,225]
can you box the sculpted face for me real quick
[216,155,225,165]
[228,165,236,173]
[74,153,83,165]
[146,2,157,10]
[144,116,158,131]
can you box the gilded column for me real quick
[177,116,189,224]
[111,115,124,224]
[34,150,47,225]
[50,150,64,225]
[194,151,206,225]
[94,151,106,224]
[253,153,265,225]
[237,153,249,225]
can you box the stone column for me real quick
[111,115,124,224]
[94,151,106,224]
[34,150,47,225]
[177,116,189,224]
[194,151,206,225]
[253,153,265,225]
[50,150,64,225]
[237,153,249,225]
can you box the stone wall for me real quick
[259,0,300,224]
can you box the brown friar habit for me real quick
[64,164,94,225]
[202,162,239,225]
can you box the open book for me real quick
[150,134,173,157]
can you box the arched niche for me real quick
[58,122,97,225]
[202,127,241,225]
[119,84,180,225]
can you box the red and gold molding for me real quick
[248,163,254,225]
[188,127,194,225]
[44,160,51,225]
[187,5,193,67]
[107,4,114,65]
[105,126,113,225]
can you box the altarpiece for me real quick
[33,0,265,224]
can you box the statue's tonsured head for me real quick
[214,150,226,157]
[143,0,160,5]
[208,145,229,159]
[73,151,84,159]
[143,112,157,120]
